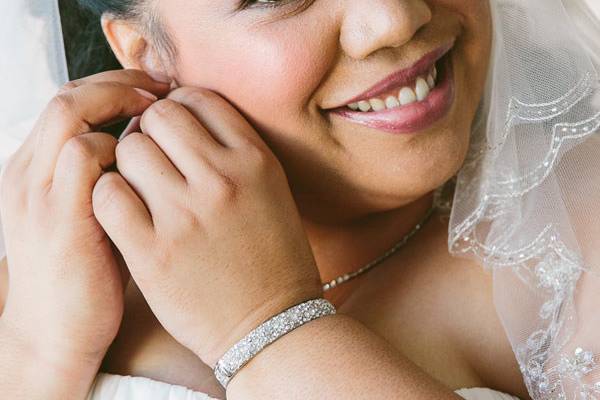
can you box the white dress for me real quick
[86,372,521,400]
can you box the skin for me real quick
[104,0,491,305]
[0,74,171,400]
[0,1,533,399]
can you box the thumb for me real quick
[110,240,131,293]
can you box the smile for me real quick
[326,42,456,135]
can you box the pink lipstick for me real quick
[326,42,456,135]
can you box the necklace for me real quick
[321,204,437,292]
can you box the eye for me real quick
[234,0,315,17]
[238,0,317,11]
[238,0,289,9]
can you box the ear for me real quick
[100,13,172,84]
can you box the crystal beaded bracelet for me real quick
[213,298,337,389]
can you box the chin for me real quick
[352,107,472,210]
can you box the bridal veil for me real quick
[0,1,599,398]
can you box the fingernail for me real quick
[134,88,158,102]
[119,116,141,141]
[146,69,172,85]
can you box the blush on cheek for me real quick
[175,24,331,128]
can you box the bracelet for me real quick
[213,297,336,389]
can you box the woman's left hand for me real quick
[92,87,323,367]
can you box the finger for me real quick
[167,87,269,151]
[116,132,186,213]
[20,69,169,160]
[58,68,171,97]
[119,116,141,141]
[51,132,118,210]
[110,240,132,294]
[30,82,160,188]
[139,99,226,177]
[92,171,154,255]
[48,69,169,155]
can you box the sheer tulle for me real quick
[445,1,600,398]
[1,1,599,399]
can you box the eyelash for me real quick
[235,0,315,19]
[238,0,289,9]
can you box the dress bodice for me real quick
[86,372,521,400]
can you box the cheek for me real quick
[174,24,331,129]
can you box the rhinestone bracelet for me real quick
[213,298,337,389]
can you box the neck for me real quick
[299,191,436,305]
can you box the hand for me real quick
[92,87,324,367]
[0,69,170,365]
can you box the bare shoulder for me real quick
[339,213,532,400]
[0,257,7,315]
[437,256,532,400]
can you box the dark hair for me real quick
[58,0,176,137]
[74,0,143,16]
[59,0,176,80]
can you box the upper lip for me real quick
[323,40,455,110]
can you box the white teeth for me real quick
[415,77,430,101]
[399,87,417,105]
[385,96,400,109]
[369,98,386,112]
[357,100,371,112]
[427,74,435,89]
[346,65,439,112]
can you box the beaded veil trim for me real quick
[443,1,600,398]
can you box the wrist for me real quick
[0,319,104,400]
[199,284,324,368]
[225,312,351,396]
[0,317,105,381]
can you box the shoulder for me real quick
[339,212,531,399]
[440,258,532,400]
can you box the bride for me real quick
[0,0,598,399]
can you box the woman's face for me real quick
[156,0,492,222]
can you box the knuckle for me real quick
[92,172,120,211]
[48,92,78,116]
[174,206,203,234]
[245,143,276,168]
[43,93,90,134]
[242,143,283,180]
[57,81,79,95]
[61,135,94,162]
[209,172,240,204]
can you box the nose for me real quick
[340,0,432,60]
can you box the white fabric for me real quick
[86,373,219,400]
[1,1,600,399]
[86,372,520,400]
[583,0,600,18]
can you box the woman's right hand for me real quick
[0,69,170,367]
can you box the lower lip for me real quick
[327,53,455,135]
